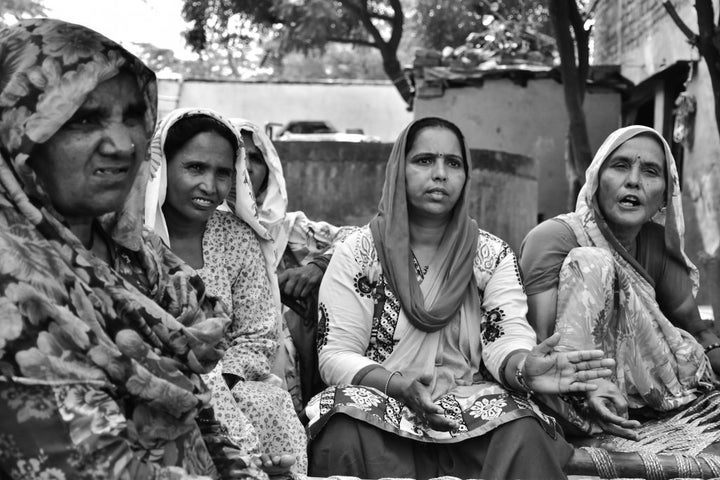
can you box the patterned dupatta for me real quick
[0,19,228,441]
[557,125,712,410]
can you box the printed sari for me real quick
[0,19,261,479]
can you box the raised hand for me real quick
[524,333,616,394]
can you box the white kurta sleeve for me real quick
[477,238,537,383]
[317,233,379,386]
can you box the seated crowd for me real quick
[0,18,718,480]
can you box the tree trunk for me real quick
[549,0,593,210]
[379,49,414,108]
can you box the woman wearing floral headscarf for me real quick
[306,117,618,479]
[0,19,260,479]
[520,125,719,439]
[143,108,307,475]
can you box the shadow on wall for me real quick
[275,141,538,250]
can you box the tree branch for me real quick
[663,1,698,44]
[327,36,377,48]
[387,0,403,51]
[337,0,385,47]
[568,0,589,102]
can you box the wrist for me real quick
[514,355,533,394]
[384,370,404,398]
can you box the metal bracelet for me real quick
[384,370,402,396]
[515,355,533,394]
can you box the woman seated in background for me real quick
[0,19,260,479]
[143,108,306,474]
[520,125,719,439]
[233,119,355,411]
[305,117,617,480]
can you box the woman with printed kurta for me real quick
[305,117,617,479]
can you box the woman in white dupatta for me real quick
[143,108,306,475]
[305,117,617,479]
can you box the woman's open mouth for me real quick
[618,194,641,207]
[192,197,214,209]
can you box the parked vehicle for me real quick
[264,120,381,142]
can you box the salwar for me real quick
[308,414,573,480]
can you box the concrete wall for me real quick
[593,0,720,307]
[158,79,413,142]
[414,78,621,222]
[275,141,537,250]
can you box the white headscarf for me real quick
[231,119,292,267]
[144,108,281,304]
[576,124,699,293]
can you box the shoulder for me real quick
[475,228,513,265]
[333,225,378,270]
[209,210,255,236]
[473,228,523,289]
[523,218,576,247]
[520,218,577,260]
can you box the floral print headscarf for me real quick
[0,17,157,249]
[0,19,232,475]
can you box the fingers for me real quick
[573,358,616,370]
[563,349,608,362]
[596,419,641,441]
[534,332,560,354]
[426,413,460,432]
[575,368,614,382]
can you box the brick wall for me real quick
[594,0,674,63]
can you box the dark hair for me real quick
[404,117,468,168]
[164,115,240,162]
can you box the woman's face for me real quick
[30,71,147,220]
[597,135,666,235]
[163,130,234,226]
[241,130,268,198]
[405,126,466,221]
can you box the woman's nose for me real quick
[99,123,136,157]
[432,160,448,181]
[626,166,641,186]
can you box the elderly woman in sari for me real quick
[143,108,306,475]
[520,125,719,439]
[233,119,354,410]
[305,117,617,479]
[0,19,264,479]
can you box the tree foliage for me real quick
[182,0,413,104]
[410,0,553,54]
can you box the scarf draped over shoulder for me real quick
[0,19,228,431]
[369,119,479,332]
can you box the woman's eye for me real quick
[67,114,100,128]
[447,159,463,169]
[187,164,203,173]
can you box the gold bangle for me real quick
[384,370,402,396]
